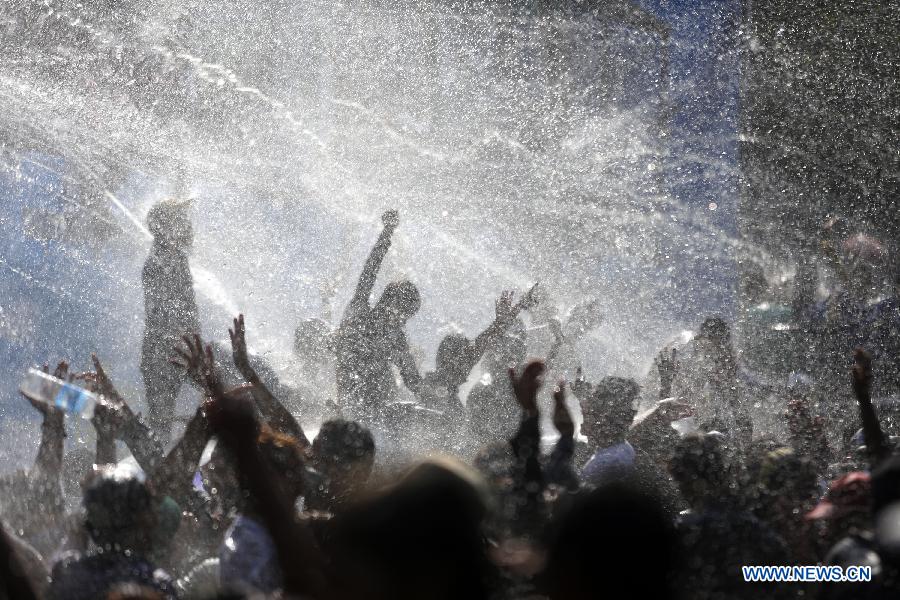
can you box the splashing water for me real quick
[0,0,747,468]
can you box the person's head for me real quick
[374,280,420,326]
[541,483,678,600]
[755,447,819,520]
[147,200,193,250]
[806,471,871,548]
[333,458,490,600]
[310,419,375,502]
[579,376,639,447]
[668,433,731,510]
[436,334,475,386]
[82,466,157,554]
[255,426,308,502]
[697,317,732,349]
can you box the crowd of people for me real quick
[2,202,900,600]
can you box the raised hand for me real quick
[517,282,540,312]
[642,399,693,428]
[76,356,132,437]
[656,346,678,398]
[381,209,399,230]
[552,380,575,439]
[495,290,515,321]
[22,361,70,416]
[569,365,592,400]
[171,333,223,397]
[509,360,545,418]
[51,361,70,382]
[229,314,254,381]
[850,347,887,465]
[851,347,873,401]
[76,355,126,406]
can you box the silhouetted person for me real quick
[47,467,176,600]
[335,210,422,428]
[541,483,679,600]
[141,200,200,444]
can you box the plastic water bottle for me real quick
[19,368,98,419]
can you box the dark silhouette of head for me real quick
[147,200,193,250]
[668,433,731,510]
[375,280,420,325]
[82,466,157,554]
[311,419,375,505]
[754,446,819,520]
[580,376,639,447]
[541,483,679,600]
[333,459,490,600]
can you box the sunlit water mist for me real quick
[0,0,743,469]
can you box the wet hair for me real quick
[312,419,375,470]
[257,427,307,480]
[82,466,154,549]
[755,447,818,513]
[378,280,421,317]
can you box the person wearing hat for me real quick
[141,199,200,445]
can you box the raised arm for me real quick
[25,362,69,483]
[78,355,165,472]
[546,380,579,491]
[656,347,678,399]
[851,348,888,467]
[205,387,327,598]
[508,360,547,534]
[470,285,539,368]
[230,314,308,447]
[351,210,399,308]
[151,334,221,504]
[545,298,602,369]
[150,402,212,506]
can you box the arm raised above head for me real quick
[350,210,399,308]
[230,314,308,447]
